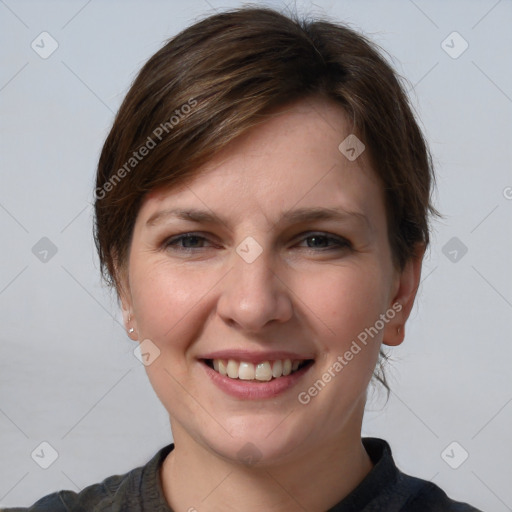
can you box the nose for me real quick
[216,241,294,333]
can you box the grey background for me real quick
[1,0,511,509]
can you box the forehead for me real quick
[140,96,383,223]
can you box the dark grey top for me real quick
[2,438,482,511]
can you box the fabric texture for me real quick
[2,438,482,511]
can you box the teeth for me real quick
[226,359,239,379]
[210,358,307,381]
[272,360,282,378]
[238,362,254,380]
[255,362,272,381]
[218,359,227,376]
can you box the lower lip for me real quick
[200,361,313,400]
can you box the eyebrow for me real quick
[146,206,370,230]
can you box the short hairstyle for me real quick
[93,6,438,389]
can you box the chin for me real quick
[201,419,312,468]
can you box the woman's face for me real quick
[121,96,419,465]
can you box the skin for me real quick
[118,96,424,511]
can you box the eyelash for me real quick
[162,232,352,253]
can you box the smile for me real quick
[204,358,314,381]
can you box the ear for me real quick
[113,252,138,341]
[382,243,426,347]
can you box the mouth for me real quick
[198,350,316,399]
[201,358,315,382]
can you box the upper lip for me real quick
[199,349,315,364]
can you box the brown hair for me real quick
[93,6,438,389]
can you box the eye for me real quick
[297,232,352,251]
[162,231,352,253]
[163,233,213,251]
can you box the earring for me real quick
[397,326,402,335]
[127,313,135,334]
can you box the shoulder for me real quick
[396,472,483,512]
[1,492,69,512]
[360,438,483,512]
[1,471,131,512]
[1,444,174,512]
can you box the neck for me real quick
[160,424,373,512]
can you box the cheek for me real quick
[295,260,390,344]
[293,259,390,397]
[129,263,211,406]
[130,261,208,348]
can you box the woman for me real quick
[4,6,482,511]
